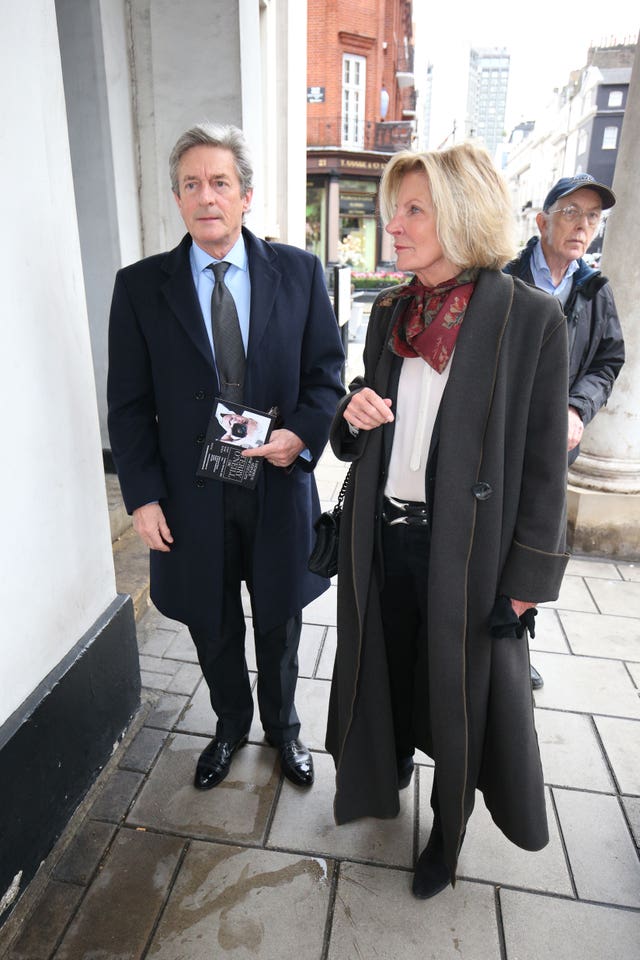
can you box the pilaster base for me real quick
[567,484,640,560]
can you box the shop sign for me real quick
[340,196,376,215]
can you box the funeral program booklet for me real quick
[196,399,276,489]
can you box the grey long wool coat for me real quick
[325,269,570,882]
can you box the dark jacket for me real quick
[504,237,624,462]
[107,229,345,633]
[326,270,570,884]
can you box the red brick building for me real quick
[307,0,415,271]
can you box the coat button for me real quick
[472,481,492,500]
[195,433,205,444]
[195,478,205,488]
[195,390,205,400]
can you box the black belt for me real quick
[382,495,429,526]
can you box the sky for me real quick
[412,0,639,149]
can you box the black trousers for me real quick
[379,518,433,762]
[189,484,302,745]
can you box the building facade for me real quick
[306,0,415,273]
[466,47,510,159]
[503,42,635,250]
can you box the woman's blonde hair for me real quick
[379,142,516,270]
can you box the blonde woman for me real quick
[326,143,569,899]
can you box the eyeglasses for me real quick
[549,204,601,227]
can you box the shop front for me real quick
[306,151,395,274]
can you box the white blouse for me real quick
[384,355,452,503]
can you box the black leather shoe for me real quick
[412,820,451,900]
[397,756,414,789]
[530,664,544,690]
[269,738,314,786]
[194,735,248,790]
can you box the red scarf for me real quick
[389,269,477,373]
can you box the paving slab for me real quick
[425,775,573,896]
[617,561,640,583]
[627,660,640,687]
[542,576,598,613]
[297,623,326,677]
[292,676,331,751]
[120,725,168,773]
[593,715,640,794]
[534,709,614,792]
[268,751,414,868]
[165,661,203,696]
[558,609,640,660]
[145,842,333,960]
[53,829,184,960]
[88,769,145,823]
[139,654,180,676]
[316,625,337,680]
[51,818,116,885]
[329,863,501,960]
[302,585,338,627]
[140,669,177,691]
[621,796,640,847]
[127,734,280,844]
[528,606,570,654]
[162,623,199,662]
[529,651,640,718]
[566,557,623,579]
[144,691,189,730]
[6,880,84,960]
[553,787,640,907]
[585,577,640,617]
[500,888,640,960]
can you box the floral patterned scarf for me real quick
[389,268,478,373]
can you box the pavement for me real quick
[2,335,640,960]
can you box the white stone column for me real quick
[567,34,640,557]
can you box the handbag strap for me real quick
[336,466,352,509]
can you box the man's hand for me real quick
[132,502,174,552]
[344,388,394,431]
[568,406,584,452]
[510,599,537,618]
[242,428,305,468]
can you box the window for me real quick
[602,126,618,150]
[608,90,623,108]
[342,54,366,148]
[578,129,588,155]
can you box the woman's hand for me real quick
[510,599,537,618]
[344,388,394,431]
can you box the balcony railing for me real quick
[373,121,413,151]
[307,116,413,153]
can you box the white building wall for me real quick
[0,1,117,726]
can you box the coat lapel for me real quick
[161,234,214,370]
[437,270,514,482]
[244,229,281,363]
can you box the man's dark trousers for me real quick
[189,483,302,746]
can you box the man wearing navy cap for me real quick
[505,173,625,689]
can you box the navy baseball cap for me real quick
[543,174,616,211]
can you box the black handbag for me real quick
[308,467,352,579]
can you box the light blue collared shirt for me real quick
[530,239,579,307]
[189,234,251,357]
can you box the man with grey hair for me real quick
[108,123,344,790]
[505,173,625,689]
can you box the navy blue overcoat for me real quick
[107,228,345,632]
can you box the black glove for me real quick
[489,595,537,639]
